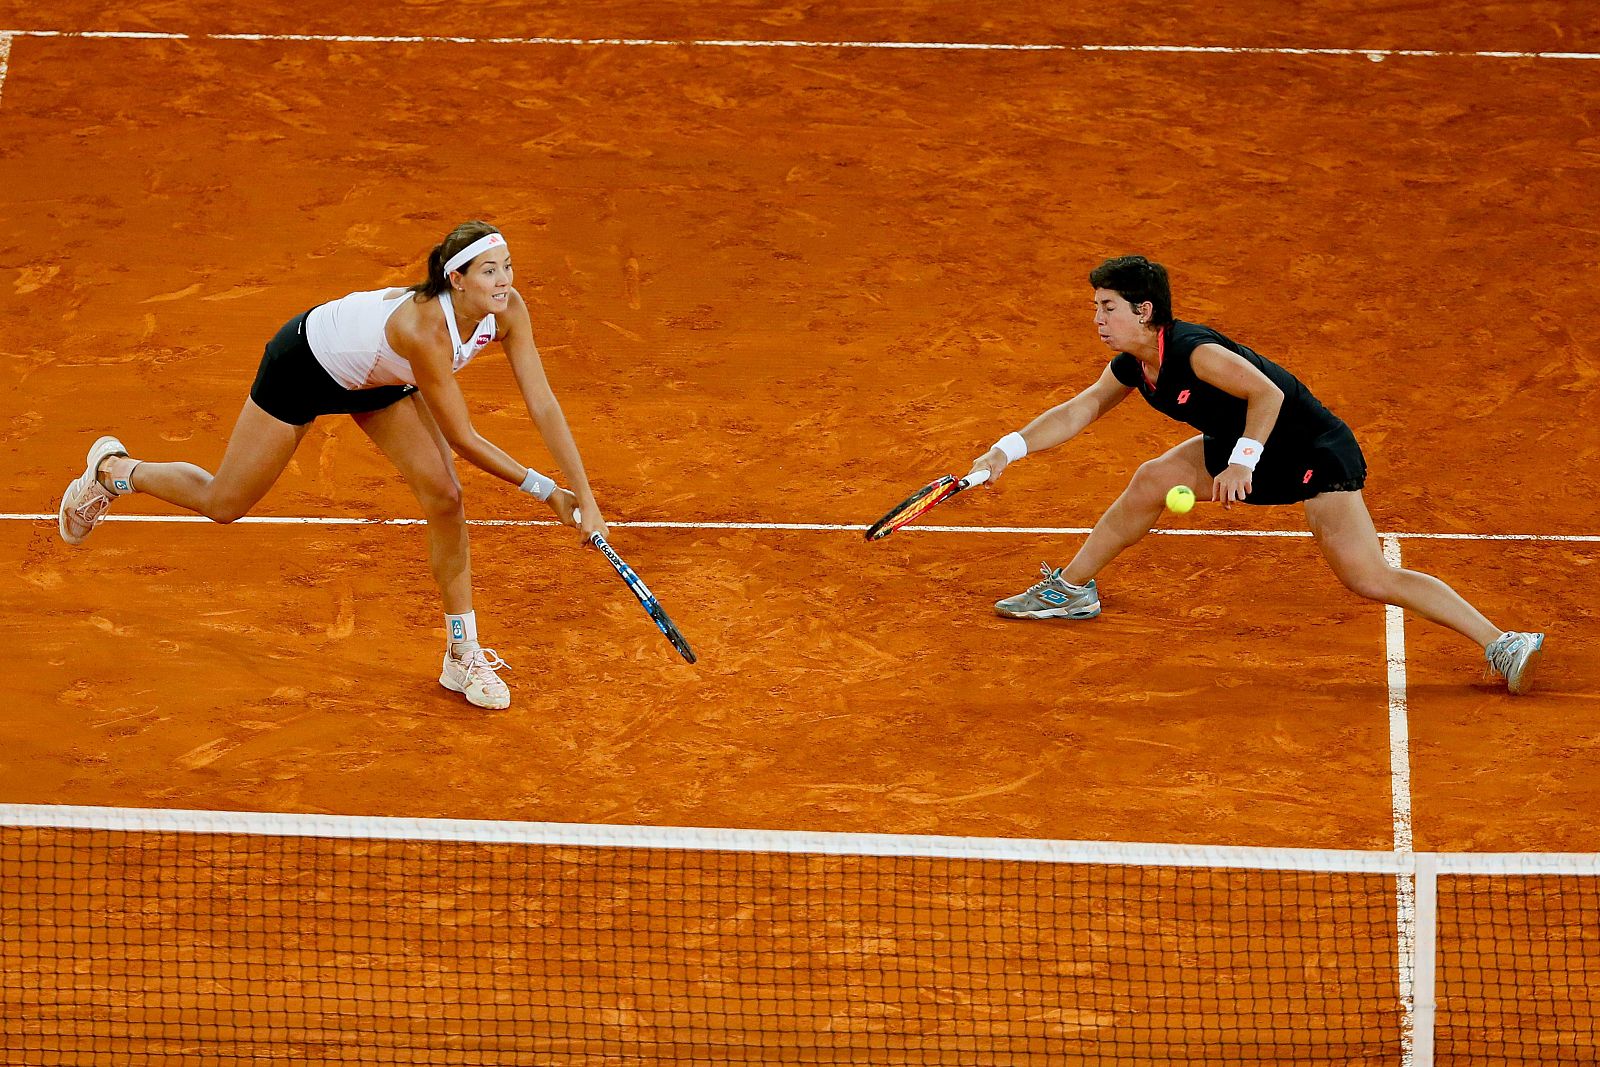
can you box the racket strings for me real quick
[896,490,953,525]
[867,477,963,540]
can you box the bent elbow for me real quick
[1258,383,1285,409]
[443,431,485,462]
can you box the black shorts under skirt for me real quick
[249,309,417,426]
[1203,421,1368,506]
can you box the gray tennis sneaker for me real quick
[995,563,1101,620]
[1484,631,1545,695]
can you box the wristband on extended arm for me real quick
[992,431,1028,464]
[519,467,556,500]
[1228,437,1264,472]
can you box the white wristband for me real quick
[519,467,556,500]
[992,432,1028,464]
[1228,437,1265,472]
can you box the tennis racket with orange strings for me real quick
[864,468,991,541]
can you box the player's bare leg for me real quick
[61,399,309,545]
[355,396,509,709]
[1307,490,1543,691]
[1060,435,1212,586]
[1305,490,1500,645]
[112,399,308,521]
[354,396,471,613]
[998,437,1211,620]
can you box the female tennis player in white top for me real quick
[57,221,609,710]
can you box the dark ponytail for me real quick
[409,220,502,299]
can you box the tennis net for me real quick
[1,804,1595,1065]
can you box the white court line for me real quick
[3,512,1600,543]
[1382,536,1414,854]
[1,28,1597,61]
[1383,535,1418,1066]
[6,800,1599,871]
[0,32,13,107]
[0,801,1415,871]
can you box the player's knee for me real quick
[206,501,250,525]
[418,479,464,520]
[1130,459,1172,501]
[199,476,260,524]
[1337,565,1394,603]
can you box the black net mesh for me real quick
[0,823,1419,1065]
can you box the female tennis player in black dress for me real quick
[968,256,1545,693]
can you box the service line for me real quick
[4,512,1600,542]
[1,28,1597,61]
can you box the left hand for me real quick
[547,487,581,527]
[1211,463,1253,507]
[568,502,611,546]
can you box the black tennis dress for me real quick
[1109,321,1366,505]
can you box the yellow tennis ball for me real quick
[1165,485,1195,514]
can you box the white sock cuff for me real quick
[104,458,140,496]
[445,611,478,646]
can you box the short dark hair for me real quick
[1088,255,1172,326]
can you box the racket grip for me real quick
[572,508,603,546]
[964,468,992,487]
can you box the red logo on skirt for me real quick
[1303,469,1314,484]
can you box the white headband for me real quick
[444,232,508,275]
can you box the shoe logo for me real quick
[1177,389,1191,404]
[1302,469,1314,484]
[1039,589,1068,604]
[450,619,465,640]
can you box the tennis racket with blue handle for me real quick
[573,509,696,664]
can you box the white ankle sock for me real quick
[446,611,479,655]
[99,457,140,496]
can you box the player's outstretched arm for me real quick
[499,289,609,544]
[395,297,598,539]
[967,364,1133,484]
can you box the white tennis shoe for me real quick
[440,647,512,710]
[58,435,130,546]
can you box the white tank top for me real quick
[305,289,498,389]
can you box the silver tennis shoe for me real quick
[995,563,1101,620]
[1484,631,1545,695]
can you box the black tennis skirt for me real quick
[249,309,417,426]
[1203,422,1368,506]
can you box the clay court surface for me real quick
[2,2,1599,1061]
